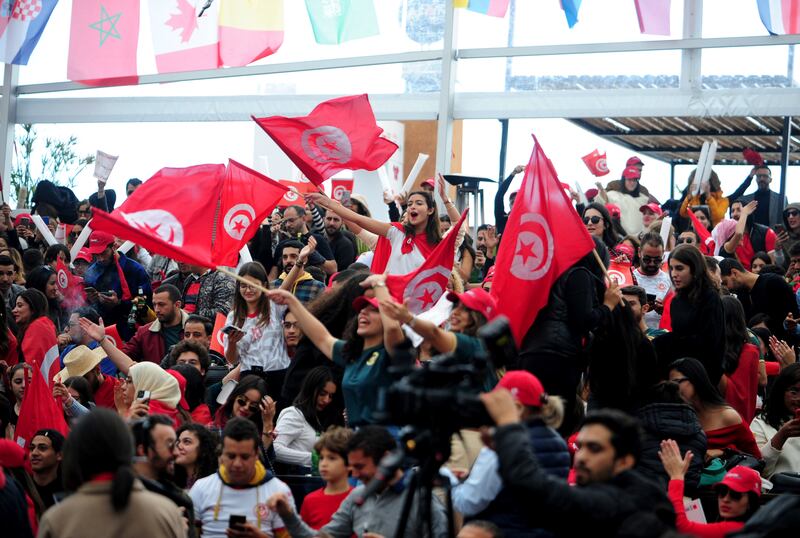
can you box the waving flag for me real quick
[277,180,318,208]
[218,0,283,66]
[56,258,86,310]
[22,317,60,387]
[386,209,469,314]
[68,0,140,85]
[253,94,398,186]
[150,0,220,73]
[491,135,596,345]
[608,261,635,287]
[15,358,68,450]
[634,0,671,36]
[210,312,226,354]
[757,0,800,35]
[305,0,379,44]
[213,160,288,266]
[90,164,226,268]
[581,149,609,177]
[561,0,582,28]
[467,0,509,17]
[0,0,58,65]
[330,178,354,202]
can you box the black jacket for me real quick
[494,423,675,537]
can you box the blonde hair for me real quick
[538,395,565,429]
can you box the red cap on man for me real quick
[626,156,644,167]
[622,166,641,180]
[495,371,548,408]
[86,231,115,255]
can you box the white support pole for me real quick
[435,1,458,175]
[681,0,703,91]
[0,64,18,203]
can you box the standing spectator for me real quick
[38,409,184,538]
[324,210,357,271]
[5,364,30,438]
[271,239,325,304]
[275,204,337,277]
[122,284,188,363]
[494,165,525,235]
[13,289,59,367]
[298,427,354,530]
[750,363,800,478]
[621,285,668,339]
[632,233,672,329]
[737,165,788,227]
[605,166,651,236]
[582,203,622,254]
[212,375,274,438]
[719,296,761,423]
[29,429,65,509]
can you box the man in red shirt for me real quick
[54,345,118,409]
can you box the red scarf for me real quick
[114,253,132,301]
[371,223,435,274]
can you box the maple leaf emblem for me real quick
[166,0,199,43]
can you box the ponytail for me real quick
[111,466,136,512]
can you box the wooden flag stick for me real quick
[592,248,612,285]
[216,266,272,296]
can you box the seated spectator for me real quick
[458,520,504,538]
[212,375,274,442]
[171,363,211,425]
[29,429,65,510]
[660,439,761,537]
[161,339,209,378]
[750,251,772,274]
[298,427,354,530]
[123,362,182,427]
[174,423,219,491]
[6,363,30,438]
[669,358,761,459]
[52,376,95,423]
[750,363,800,478]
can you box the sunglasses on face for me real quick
[785,210,800,218]
[235,396,260,414]
[641,256,662,265]
[676,238,696,244]
[583,216,602,225]
[716,486,744,501]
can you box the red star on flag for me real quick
[418,288,436,309]
[232,219,246,235]
[516,239,538,265]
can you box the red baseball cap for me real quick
[585,188,599,200]
[626,156,644,167]
[446,288,498,321]
[422,178,436,189]
[75,248,92,264]
[495,371,547,408]
[86,230,115,255]
[622,166,641,180]
[352,295,380,312]
[605,203,622,219]
[13,213,32,227]
[639,203,663,217]
[716,465,762,497]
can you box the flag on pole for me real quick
[581,149,610,177]
[0,0,58,65]
[218,0,283,66]
[253,94,398,186]
[15,359,68,450]
[634,0,671,36]
[22,317,60,387]
[277,180,318,208]
[385,209,469,314]
[67,0,140,85]
[491,135,596,345]
[330,178,354,202]
[304,0,379,44]
[561,0,582,28]
[56,258,86,310]
[757,0,800,35]
[608,261,635,287]
[687,208,715,256]
[150,0,220,73]
[467,0,510,17]
[210,312,226,354]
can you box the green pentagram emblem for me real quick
[89,5,122,47]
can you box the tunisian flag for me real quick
[385,209,468,315]
[210,312,226,355]
[15,363,69,450]
[581,149,610,177]
[253,94,398,186]
[607,260,634,287]
[90,164,226,268]
[213,160,288,267]
[56,259,86,311]
[687,209,715,255]
[23,317,60,388]
[492,135,596,345]
[277,180,318,208]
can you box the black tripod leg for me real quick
[394,468,418,538]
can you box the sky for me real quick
[7,0,799,222]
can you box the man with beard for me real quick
[271,239,325,304]
[131,415,196,538]
[323,211,356,271]
[29,429,65,509]
[55,344,118,409]
[621,286,668,340]
[632,233,672,329]
[738,165,788,227]
[123,284,188,363]
[273,204,337,279]
[60,306,118,377]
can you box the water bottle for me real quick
[127,286,144,327]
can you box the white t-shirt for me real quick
[632,268,672,329]
[189,473,294,538]
[384,226,427,275]
[223,302,289,372]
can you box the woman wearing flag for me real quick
[26,265,68,334]
[12,289,59,374]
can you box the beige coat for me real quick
[37,479,184,538]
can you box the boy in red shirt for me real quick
[299,427,354,529]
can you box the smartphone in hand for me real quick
[228,515,246,530]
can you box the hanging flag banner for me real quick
[561,0,583,28]
[757,0,800,35]
[94,150,119,184]
[305,0,379,44]
[150,0,220,73]
[467,0,510,18]
[218,0,284,66]
[0,0,58,65]
[634,0,671,36]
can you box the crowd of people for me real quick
[1,159,800,538]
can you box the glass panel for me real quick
[703,0,770,38]
[701,46,794,88]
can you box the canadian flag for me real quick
[210,312,226,355]
[149,0,221,74]
[385,209,469,314]
[581,149,610,177]
[56,258,86,310]
[23,317,60,387]
[277,180,318,208]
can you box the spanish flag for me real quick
[219,0,284,67]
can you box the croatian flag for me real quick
[0,0,58,65]
[757,0,800,35]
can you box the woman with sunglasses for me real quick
[776,203,800,264]
[582,203,622,254]
[660,439,761,537]
[213,374,277,452]
[750,363,800,478]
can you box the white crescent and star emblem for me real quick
[301,126,353,164]
[608,269,627,285]
[216,328,225,348]
[57,269,68,289]
[403,266,451,315]
[597,157,609,173]
[223,203,255,241]
[510,213,554,281]
[332,185,347,201]
[120,209,185,247]
[284,187,300,202]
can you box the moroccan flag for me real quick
[608,261,634,287]
[581,149,610,177]
[757,0,800,35]
[0,0,58,65]
[687,208,715,255]
[89,164,226,268]
[56,258,86,311]
[467,0,510,17]
[253,94,398,186]
[218,0,283,67]
[330,178,354,202]
[68,0,140,85]
[213,160,288,267]
[561,0,582,28]
[385,209,469,315]
[634,0,671,35]
[491,135,596,345]
[22,317,60,387]
[277,180,318,208]
[150,0,220,73]
[304,0,379,44]
[15,363,68,450]
[210,312,226,355]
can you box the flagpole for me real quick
[216,267,272,296]
[591,249,613,285]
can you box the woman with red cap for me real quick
[660,439,761,537]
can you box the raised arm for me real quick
[279,236,316,291]
[78,317,136,375]
[380,298,457,354]
[361,274,406,356]
[724,201,757,254]
[437,174,462,225]
[306,192,393,237]
[268,289,338,359]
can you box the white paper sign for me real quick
[659,216,672,250]
[116,240,135,255]
[684,498,707,524]
[402,293,454,347]
[401,153,429,194]
[93,150,119,184]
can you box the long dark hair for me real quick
[174,423,219,488]
[15,288,49,363]
[762,363,800,429]
[26,265,62,329]
[214,375,268,432]
[668,244,717,304]
[583,203,621,251]
[171,364,205,412]
[669,357,727,408]
[403,191,442,246]
[722,296,748,376]
[231,261,270,328]
[64,376,94,406]
[293,366,337,433]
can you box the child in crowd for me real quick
[299,427,354,530]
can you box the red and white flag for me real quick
[330,178,354,202]
[68,0,140,85]
[213,159,288,267]
[90,164,226,268]
[385,209,469,315]
[608,260,635,287]
[105,324,123,348]
[56,258,86,311]
[277,180,318,208]
[687,209,715,256]
[581,149,610,177]
[150,0,220,74]
[253,94,398,186]
[15,361,69,449]
[22,317,60,387]
[634,0,671,36]
[210,312,226,355]
[491,135,596,345]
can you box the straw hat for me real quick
[54,345,107,383]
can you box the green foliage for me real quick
[10,124,95,207]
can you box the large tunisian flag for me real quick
[15,360,69,450]
[252,94,398,186]
[491,135,596,345]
